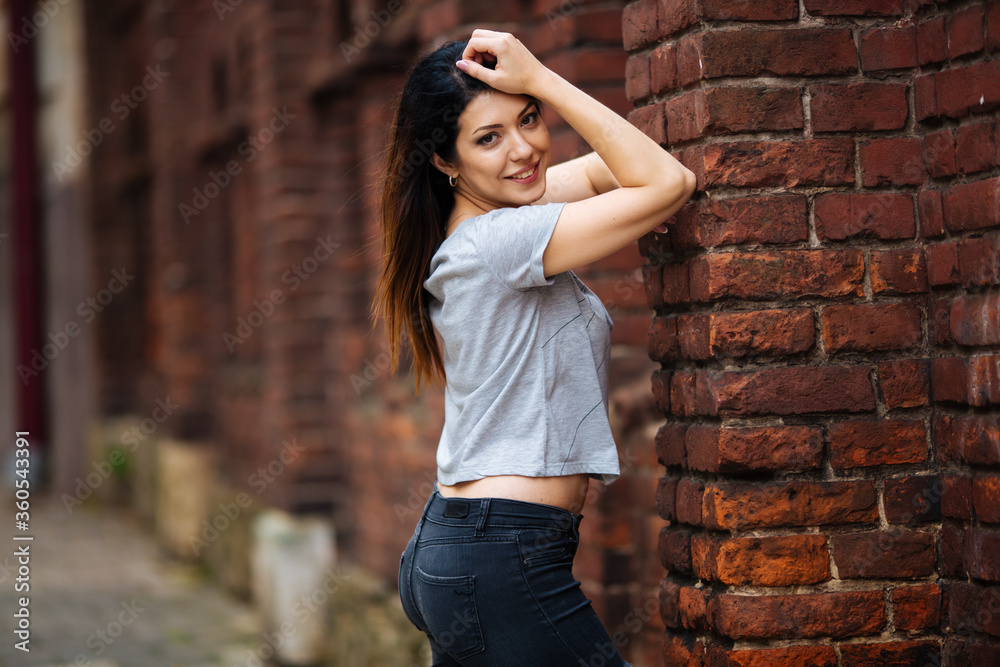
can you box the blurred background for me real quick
[0,1,666,665]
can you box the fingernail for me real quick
[456,60,468,71]
[667,216,677,224]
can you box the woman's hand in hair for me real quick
[456,30,550,98]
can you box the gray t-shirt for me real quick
[423,201,621,485]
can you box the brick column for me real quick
[625,0,1000,663]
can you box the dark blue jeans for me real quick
[398,489,631,666]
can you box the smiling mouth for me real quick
[507,161,539,180]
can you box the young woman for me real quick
[374,29,696,667]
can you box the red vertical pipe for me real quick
[10,0,48,458]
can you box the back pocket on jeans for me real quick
[413,566,486,660]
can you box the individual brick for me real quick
[665,86,803,143]
[702,480,878,531]
[648,315,680,362]
[821,303,922,353]
[877,358,930,409]
[923,128,957,178]
[700,0,799,21]
[661,261,691,306]
[659,526,693,575]
[690,249,864,301]
[811,82,908,131]
[691,534,829,586]
[949,580,1000,631]
[839,641,940,666]
[829,419,926,468]
[669,195,808,250]
[917,15,948,66]
[948,4,986,59]
[940,522,967,578]
[941,474,974,520]
[955,121,996,175]
[918,188,945,238]
[814,193,915,240]
[627,101,666,145]
[973,475,1000,524]
[872,248,928,295]
[703,138,854,187]
[884,475,941,523]
[926,241,960,286]
[624,53,650,102]
[860,137,925,186]
[931,356,969,404]
[708,591,885,640]
[676,28,857,85]
[944,638,1000,666]
[891,584,942,631]
[929,296,952,345]
[651,368,671,414]
[649,43,677,95]
[957,236,1000,288]
[685,424,823,472]
[708,645,837,666]
[831,529,936,578]
[677,308,814,360]
[950,292,1000,346]
[655,476,679,520]
[804,0,905,16]
[675,478,704,525]
[935,413,1000,465]
[860,24,918,71]
[670,365,875,418]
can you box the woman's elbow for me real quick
[657,166,696,207]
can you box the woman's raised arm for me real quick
[458,29,696,276]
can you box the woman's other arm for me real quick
[534,152,620,205]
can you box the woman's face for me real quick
[435,90,551,212]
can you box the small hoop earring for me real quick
[449,174,457,187]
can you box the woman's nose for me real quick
[508,131,533,160]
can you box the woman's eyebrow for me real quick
[472,101,536,134]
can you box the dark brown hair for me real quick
[371,40,500,392]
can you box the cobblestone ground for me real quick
[0,497,265,667]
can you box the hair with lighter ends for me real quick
[373,40,536,392]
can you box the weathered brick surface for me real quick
[631,1,1000,662]
[828,419,926,468]
[709,591,885,640]
[702,480,877,530]
[691,534,829,586]
[831,529,936,578]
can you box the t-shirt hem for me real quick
[437,462,621,487]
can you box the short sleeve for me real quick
[472,202,566,291]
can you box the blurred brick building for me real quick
[3,0,999,665]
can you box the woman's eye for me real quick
[521,112,538,126]
[478,132,498,145]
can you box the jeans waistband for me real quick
[423,488,583,534]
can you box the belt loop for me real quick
[475,498,491,536]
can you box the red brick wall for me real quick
[626,0,1000,663]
